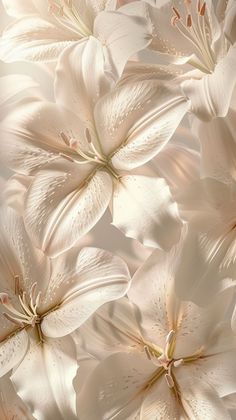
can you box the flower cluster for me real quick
[0,0,236,419]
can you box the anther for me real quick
[60,131,70,146]
[172,7,181,19]
[173,358,184,368]
[187,14,192,27]
[85,127,92,144]
[69,138,78,149]
[0,293,10,305]
[14,275,20,295]
[200,2,206,16]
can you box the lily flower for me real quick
[0,0,151,79]
[0,205,131,419]
[121,0,236,120]
[76,241,236,419]
[0,44,188,256]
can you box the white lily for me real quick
[0,205,131,419]
[76,241,236,419]
[122,0,236,120]
[0,46,188,256]
[0,0,151,80]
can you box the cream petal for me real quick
[152,144,200,195]
[112,175,182,250]
[4,174,32,214]
[0,331,29,378]
[0,16,78,62]
[182,43,236,120]
[174,226,235,305]
[94,10,151,78]
[224,0,236,43]
[77,352,155,420]
[140,376,183,418]
[75,297,142,360]
[41,248,131,337]
[192,108,236,182]
[11,334,77,420]
[2,0,37,17]
[0,373,33,419]
[127,245,181,347]
[178,376,231,419]
[174,287,235,359]
[55,36,113,124]
[0,74,41,121]
[0,205,50,297]
[0,99,86,175]
[24,160,112,256]
[94,79,188,161]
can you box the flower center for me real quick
[171,0,216,73]
[48,0,92,38]
[60,129,120,179]
[0,276,41,328]
[144,330,184,389]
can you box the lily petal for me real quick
[0,373,33,419]
[2,0,37,17]
[94,10,151,78]
[0,99,86,175]
[192,108,236,181]
[55,36,113,125]
[75,297,143,360]
[41,247,131,337]
[77,352,155,420]
[0,16,78,62]
[0,330,28,378]
[182,43,236,120]
[112,175,182,249]
[95,79,188,165]
[11,333,77,420]
[24,160,112,256]
[0,205,50,297]
[178,376,231,419]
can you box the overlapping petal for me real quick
[11,333,77,420]
[112,175,182,249]
[0,331,29,378]
[24,159,112,256]
[40,247,131,337]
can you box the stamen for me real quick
[3,312,24,327]
[14,275,20,295]
[30,282,37,305]
[60,131,70,146]
[197,0,201,13]
[165,373,174,388]
[187,14,192,27]
[172,7,181,19]
[144,345,152,360]
[0,293,10,305]
[173,358,184,368]
[59,152,74,162]
[200,2,206,16]
[35,291,42,309]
